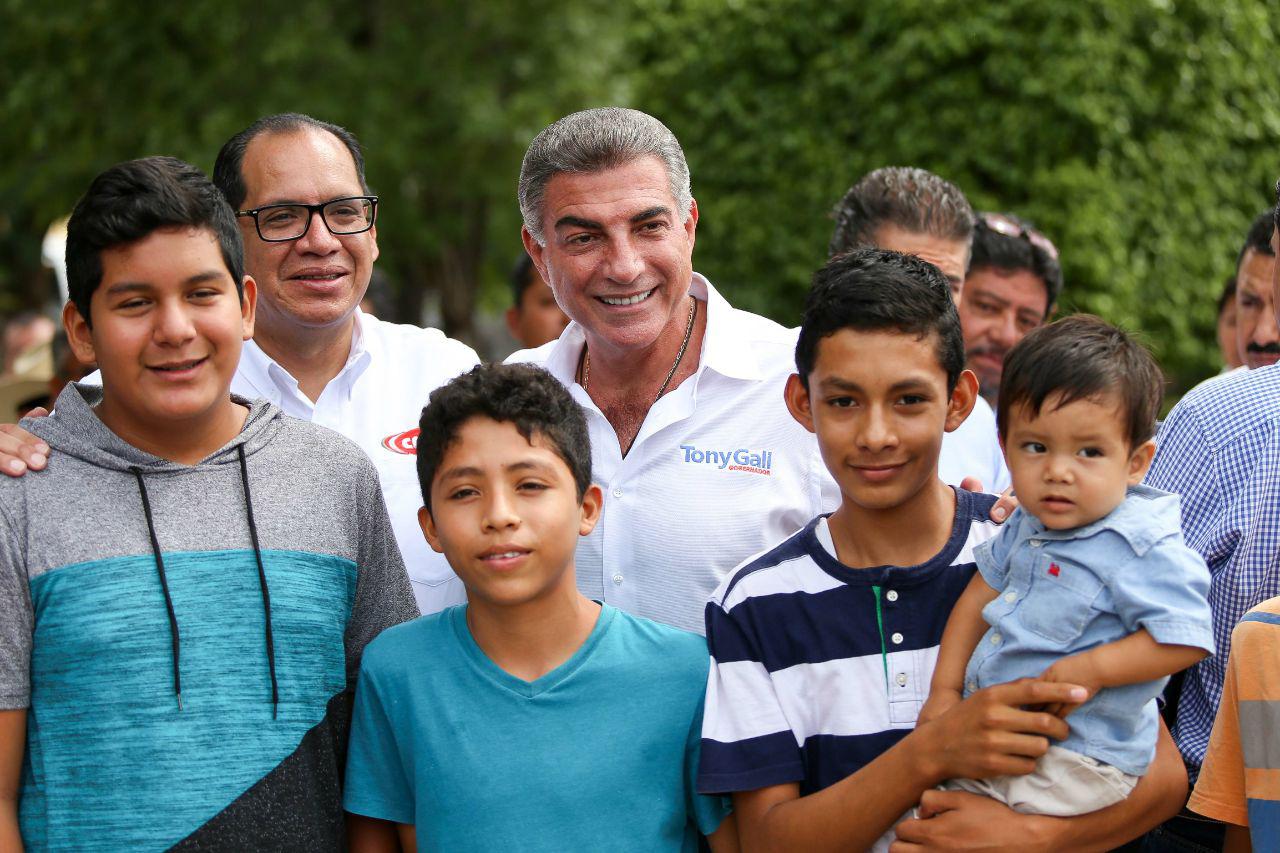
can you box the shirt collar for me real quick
[539,273,766,385]
[1021,483,1180,556]
[238,310,373,403]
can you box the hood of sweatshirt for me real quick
[27,382,283,472]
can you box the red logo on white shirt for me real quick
[382,428,420,455]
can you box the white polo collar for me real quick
[240,309,373,405]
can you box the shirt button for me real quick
[967,680,977,692]
[1004,592,1017,603]
[885,590,899,602]
[612,574,623,585]
[891,632,904,645]
[612,488,623,498]
[895,672,908,687]
[990,632,1002,645]
[1029,539,1042,548]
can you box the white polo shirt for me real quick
[233,309,479,615]
[510,275,1006,634]
[941,394,1010,494]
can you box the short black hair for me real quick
[416,363,592,512]
[213,112,369,210]
[829,166,974,259]
[796,248,965,392]
[510,253,540,309]
[997,315,1163,450]
[1217,275,1237,318]
[65,156,244,327]
[970,213,1063,315]
[1236,208,1276,272]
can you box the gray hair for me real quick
[829,166,974,259]
[518,107,693,245]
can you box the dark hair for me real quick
[65,156,244,326]
[213,113,369,210]
[829,166,975,259]
[1217,275,1238,317]
[417,363,592,511]
[997,315,1163,450]
[1236,208,1276,272]
[796,248,965,392]
[510,254,540,308]
[969,213,1063,315]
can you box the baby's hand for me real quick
[1037,656,1101,718]
[919,687,963,725]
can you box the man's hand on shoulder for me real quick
[0,410,49,476]
[959,477,1018,523]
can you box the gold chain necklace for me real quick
[581,295,698,402]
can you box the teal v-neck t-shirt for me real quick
[343,603,729,851]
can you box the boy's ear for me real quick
[784,374,816,433]
[944,369,980,433]
[578,483,603,537]
[62,300,97,367]
[417,505,444,554]
[1127,439,1157,484]
[239,275,257,341]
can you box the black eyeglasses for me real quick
[979,212,1059,261]
[236,195,378,242]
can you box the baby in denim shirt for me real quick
[920,316,1214,816]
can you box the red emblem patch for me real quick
[382,428,420,455]
[1048,563,1061,577]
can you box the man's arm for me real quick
[347,814,415,853]
[891,716,1186,852]
[921,573,999,723]
[1039,629,1209,717]
[1222,823,1251,853]
[0,708,25,852]
[732,679,1083,852]
[0,416,48,477]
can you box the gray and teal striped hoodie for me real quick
[0,382,420,851]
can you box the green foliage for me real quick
[0,0,626,342]
[627,0,1280,392]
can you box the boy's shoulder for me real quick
[360,609,454,675]
[606,606,710,676]
[710,518,823,612]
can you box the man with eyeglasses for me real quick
[958,212,1062,403]
[0,113,480,614]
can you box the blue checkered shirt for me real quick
[1146,365,1280,775]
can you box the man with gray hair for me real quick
[829,166,1010,493]
[509,107,838,635]
[508,110,1010,635]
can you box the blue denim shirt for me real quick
[965,485,1214,775]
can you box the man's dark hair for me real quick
[828,167,975,259]
[970,213,1063,316]
[65,156,244,326]
[510,254,539,308]
[213,112,369,210]
[796,248,965,392]
[1236,208,1276,272]
[997,315,1163,450]
[417,363,592,511]
[1217,275,1237,317]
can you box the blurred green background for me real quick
[3,0,1277,392]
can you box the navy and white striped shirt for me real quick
[1146,364,1280,775]
[699,489,1000,799]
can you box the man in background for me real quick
[506,253,569,349]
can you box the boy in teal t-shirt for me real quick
[342,363,733,852]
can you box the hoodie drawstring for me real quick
[130,449,280,718]
[237,445,280,719]
[131,466,183,712]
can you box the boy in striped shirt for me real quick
[697,249,1186,851]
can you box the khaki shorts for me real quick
[940,745,1140,816]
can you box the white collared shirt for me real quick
[941,394,1010,494]
[509,275,1006,634]
[234,310,479,614]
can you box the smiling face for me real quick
[419,417,602,609]
[66,225,255,438]
[1003,393,1154,530]
[522,156,697,357]
[959,267,1051,394]
[237,128,378,339]
[786,328,976,513]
